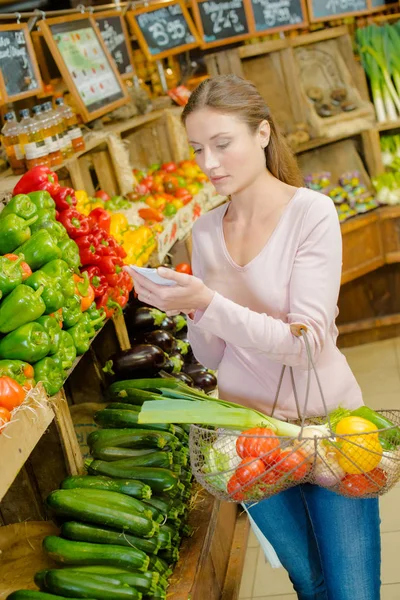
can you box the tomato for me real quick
[161,162,177,173]
[275,448,311,481]
[227,474,245,501]
[236,457,265,487]
[236,427,280,465]
[175,262,192,275]
[94,190,110,202]
[337,435,382,474]
[365,467,387,492]
[0,406,11,428]
[338,474,370,497]
[262,467,282,485]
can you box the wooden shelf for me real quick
[375,119,400,132]
[0,388,54,502]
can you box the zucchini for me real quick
[61,475,152,500]
[8,592,93,600]
[171,499,188,516]
[88,429,178,451]
[94,409,175,434]
[155,529,172,550]
[106,402,141,411]
[147,590,166,600]
[62,522,161,555]
[107,383,163,404]
[143,497,172,516]
[60,566,159,595]
[91,446,157,462]
[109,378,185,392]
[43,536,149,572]
[171,424,188,442]
[159,547,180,565]
[90,452,173,471]
[52,487,153,520]
[172,451,188,466]
[160,523,181,545]
[47,489,158,538]
[139,502,163,524]
[87,462,180,494]
[147,555,171,576]
[44,570,142,600]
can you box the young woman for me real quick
[131,75,381,600]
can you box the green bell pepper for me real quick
[0,214,38,254]
[27,190,56,212]
[52,330,76,371]
[15,230,62,270]
[0,194,37,220]
[26,270,65,314]
[86,302,106,331]
[79,312,106,338]
[67,319,91,355]
[57,238,81,272]
[33,357,64,396]
[40,259,75,298]
[62,294,82,328]
[36,315,62,355]
[0,284,45,333]
[0,359,35,387]
[0,254,24,296]
[0,322,50,362]
[30,210,67,242]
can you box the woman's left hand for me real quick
[131,267,214,315]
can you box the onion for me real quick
[313,447,345,488]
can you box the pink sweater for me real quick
[187,187,363,420]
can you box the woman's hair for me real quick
[182,74,303,187]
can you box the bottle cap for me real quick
[4,112,14,121]
[32,105,42,115]
[55,97,64,106]
[19,109,30,118]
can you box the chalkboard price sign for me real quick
[192,0,252,48]
[0,24,42,103]
[248,0,307,35]
[96,11,134,79]
[307,0,368,22]
[127,0,200,61]
[368,0,395,9]
[38,15,128,123]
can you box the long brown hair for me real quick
[182,75,303,187]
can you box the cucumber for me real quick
[107,383,163,404]
[61,475,152,500]
[87,462,180,494]
[47,489,158,538]
[44,570,142,600]
[88,429,178,451]
[62,522,161,555]
[94,409,175,434]
[43,536,149,572]
[60,566,159,595]
[91,446,158,461]
[7,592,94,600]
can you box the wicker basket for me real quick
[189,328,400,502]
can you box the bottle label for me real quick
[24,140,48,160]
[58,131,72,150]
[44,135,59,155]
[14,144,24,160]
[69,126,83,141]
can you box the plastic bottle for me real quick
[33,104,63,167]
[55,97,85,152]
[18,108,50,170]
[43,101,73,160]
[1,112,25,174]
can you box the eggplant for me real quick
[104,344,166,379]
[172,338,190,356]
[173,314,187,333]
[125,306,167,334]
[172,372,194,387]
[159,316,176,333]
[141,330,175,353]
[163,354,184,374]
[190,371,217,393]
[182,362,208,376]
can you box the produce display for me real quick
[304,171,378,222]
[357,23,400,124]
[372,134,400,205]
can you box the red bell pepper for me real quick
[105,236,127,259]
[13,166,59,197]
[111,285,129,309]
[79,246,101,267]
[97,255,124,275]
[82,266,108,298]
[88,208,111,234]
[58,209,90,239]
[75,234,95,250]
[53,187,77,211]
[96,289,122,318]
[121,270,134,293]
[105,270,124,288]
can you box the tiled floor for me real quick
[239,337,400,599]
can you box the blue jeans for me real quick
[247,483,381,600]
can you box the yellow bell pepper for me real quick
[75,190,92,216]
[110,213,129,242]
[337,435,382,474]
[89,200,105,211]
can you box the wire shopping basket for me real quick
[189,326,400,502]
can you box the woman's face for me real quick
[186,107,269,196]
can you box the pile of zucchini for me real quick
[7,381,194,600]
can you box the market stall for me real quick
[1,1,400,599]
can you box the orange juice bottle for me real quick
[1,112,25,174]
[18,108,50,170]
[43,102,73,160]
[55,97,85,153]
[32,104,62,167]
